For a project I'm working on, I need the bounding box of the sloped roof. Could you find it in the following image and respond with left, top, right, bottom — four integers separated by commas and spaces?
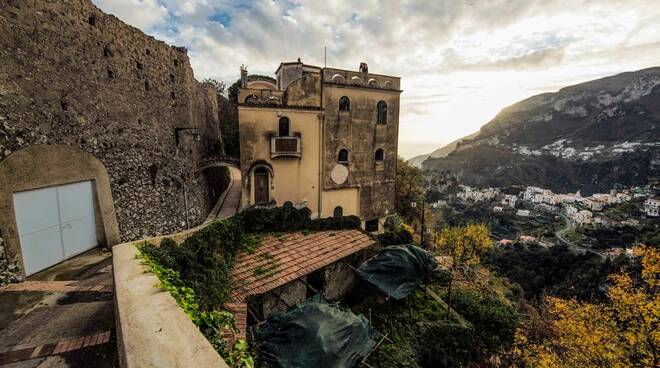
230, 230, 376, 303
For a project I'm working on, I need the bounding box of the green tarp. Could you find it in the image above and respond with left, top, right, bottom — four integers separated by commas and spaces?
255, 296, 380, 368
356, 244, 438, 300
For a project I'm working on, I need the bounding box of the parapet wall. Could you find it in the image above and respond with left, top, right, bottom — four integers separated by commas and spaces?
0, 0, 221, 247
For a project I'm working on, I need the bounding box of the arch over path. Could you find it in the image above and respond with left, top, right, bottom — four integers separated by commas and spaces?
199, 155, 240, 171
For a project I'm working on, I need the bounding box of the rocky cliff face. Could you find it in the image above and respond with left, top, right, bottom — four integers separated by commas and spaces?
0, 0, 222, 240
423, 67, 660, 194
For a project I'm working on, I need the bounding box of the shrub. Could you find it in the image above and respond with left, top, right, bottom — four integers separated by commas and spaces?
140, 217, 246, 309
238, 204, 312, 232
377, 227, 413, 245
378, 214, 414, 245
450, 289, 519, 353
417, 322, 479, 368
238, 204, 361, 233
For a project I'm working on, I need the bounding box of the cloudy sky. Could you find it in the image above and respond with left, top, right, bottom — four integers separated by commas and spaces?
92, 0, 660, 159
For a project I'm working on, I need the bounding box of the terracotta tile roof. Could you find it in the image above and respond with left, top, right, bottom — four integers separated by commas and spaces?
229, 229, 376, 303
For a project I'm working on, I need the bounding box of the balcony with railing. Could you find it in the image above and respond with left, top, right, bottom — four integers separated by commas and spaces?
270, 135, 301, 158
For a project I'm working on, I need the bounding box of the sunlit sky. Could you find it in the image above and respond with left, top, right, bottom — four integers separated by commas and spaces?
93, 0, 660, 159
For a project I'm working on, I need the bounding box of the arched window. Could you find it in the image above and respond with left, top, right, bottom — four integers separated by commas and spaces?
375, 148, 384, 161
339, 96, 350, 112
279, 117, 290, 136
333, 206, 343, 218
338, 149, 348, 164
377, 101, 387, 124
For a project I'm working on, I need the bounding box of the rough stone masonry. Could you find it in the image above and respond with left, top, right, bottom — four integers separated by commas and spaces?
0, 0, 222, 248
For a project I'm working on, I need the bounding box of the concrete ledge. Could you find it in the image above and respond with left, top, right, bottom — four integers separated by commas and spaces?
113, 242, 229, 368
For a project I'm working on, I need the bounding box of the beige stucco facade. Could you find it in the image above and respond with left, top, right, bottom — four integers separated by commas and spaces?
239, 107, 322, 214
238, 61, 401, 229
0, 145, 120, 277
320, 188, 360, 218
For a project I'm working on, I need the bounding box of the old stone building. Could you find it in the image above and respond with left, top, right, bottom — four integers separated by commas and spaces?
0, 0, 223, 277
238, 60, 401, 231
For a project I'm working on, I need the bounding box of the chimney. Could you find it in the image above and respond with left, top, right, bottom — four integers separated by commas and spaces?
240, 64, 248, 88
359, 62, 368, 73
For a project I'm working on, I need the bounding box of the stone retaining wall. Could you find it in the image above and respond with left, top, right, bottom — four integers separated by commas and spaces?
0, 236, 22, 287
0, 0, 222, 248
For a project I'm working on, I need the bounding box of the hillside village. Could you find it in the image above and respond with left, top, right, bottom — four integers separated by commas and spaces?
428, 181, 658, 256
453, 184, 658, 224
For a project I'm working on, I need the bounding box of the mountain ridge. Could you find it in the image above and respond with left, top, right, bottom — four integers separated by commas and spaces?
420, 66, 660, 194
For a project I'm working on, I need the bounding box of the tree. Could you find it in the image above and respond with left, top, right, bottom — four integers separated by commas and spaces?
517, 246, 659, 368
202, 78, 227, 95
395, 157, 426, 227
435, 223, 492, 318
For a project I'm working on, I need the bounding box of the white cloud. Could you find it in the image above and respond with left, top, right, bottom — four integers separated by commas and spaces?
92, 0, 168, 29
94, 0, 660, 158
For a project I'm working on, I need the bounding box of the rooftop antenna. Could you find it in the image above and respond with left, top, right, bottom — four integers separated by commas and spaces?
324, 46, 327, 67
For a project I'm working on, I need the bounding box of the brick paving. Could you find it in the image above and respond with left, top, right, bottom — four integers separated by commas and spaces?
0, 331, 111, 365
0, 248, 116, 367
1, 281, 113, 293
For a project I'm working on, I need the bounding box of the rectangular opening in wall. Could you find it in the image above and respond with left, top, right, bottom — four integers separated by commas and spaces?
365, 219, 379, 233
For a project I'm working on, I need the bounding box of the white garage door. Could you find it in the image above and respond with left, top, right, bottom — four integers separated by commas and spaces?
13, 181, 98, 276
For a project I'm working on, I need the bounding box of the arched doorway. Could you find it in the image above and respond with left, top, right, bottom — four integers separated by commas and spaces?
0, 145, 120, 276
254, 166, 270, 204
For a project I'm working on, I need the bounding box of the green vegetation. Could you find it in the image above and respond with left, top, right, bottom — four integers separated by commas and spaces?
395, 157, 426, 227
562, 228, 585, 243
578, 224, 660, 249
485, 243, 635, 302
377, 215, 414, 245
218, 96, 240, 158
434, 201, 559, 240
356, 287, 519, 368
435, 223, 492, 317
253, 253, 279, 277
240, 204, 361, 233
139, 244, 253, 367
137, 205, 363, 366
141, 218, 246, 309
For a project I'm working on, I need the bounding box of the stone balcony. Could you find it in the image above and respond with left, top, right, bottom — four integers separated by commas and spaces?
270, 135, 301, 158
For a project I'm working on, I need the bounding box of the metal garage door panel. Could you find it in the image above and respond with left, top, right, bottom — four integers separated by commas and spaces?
61, 215, 97, 258
13, 186, 60, 235
57, 181, 98, 257
16, 226, 64, 276
13, 187, 65, 276
57, 181, 94, 221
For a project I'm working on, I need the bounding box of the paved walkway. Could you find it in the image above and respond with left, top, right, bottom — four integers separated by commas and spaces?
0, 248, 116, 367
205, 166, 242, 222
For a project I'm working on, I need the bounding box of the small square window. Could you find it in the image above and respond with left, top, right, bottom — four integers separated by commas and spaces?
365, 219, 379, 232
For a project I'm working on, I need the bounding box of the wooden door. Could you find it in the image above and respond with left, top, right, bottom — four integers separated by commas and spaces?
254, 171, 269, 204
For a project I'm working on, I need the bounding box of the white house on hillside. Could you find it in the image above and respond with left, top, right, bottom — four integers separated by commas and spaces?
644, 198, 659, 217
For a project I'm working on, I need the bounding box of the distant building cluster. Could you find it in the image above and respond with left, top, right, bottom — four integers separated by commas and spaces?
456, 185, 498, 202
452, 183, 657, 227
645, 198, 659, 217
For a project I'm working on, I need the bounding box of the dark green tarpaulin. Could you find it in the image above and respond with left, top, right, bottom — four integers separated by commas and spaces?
255, 296, 380, 368
356, 244, 438, 300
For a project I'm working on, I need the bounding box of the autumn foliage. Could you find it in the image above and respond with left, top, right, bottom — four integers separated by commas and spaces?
516, 246, 659, 367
